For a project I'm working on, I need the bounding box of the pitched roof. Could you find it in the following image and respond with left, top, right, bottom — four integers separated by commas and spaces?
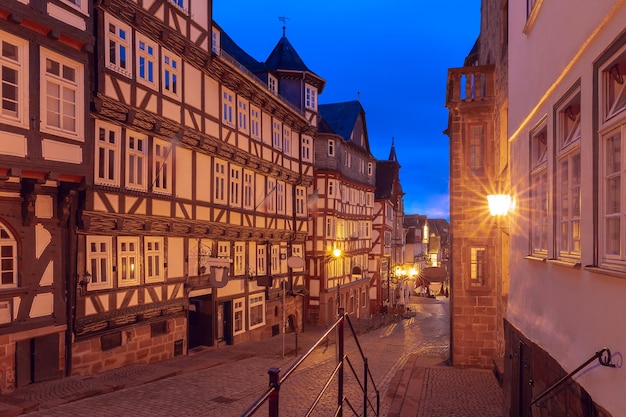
265, 35, 311, 72
318, 100, 363, 142
219, 28, 268, 74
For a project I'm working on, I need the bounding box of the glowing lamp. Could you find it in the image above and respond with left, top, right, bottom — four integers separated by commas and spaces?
487, 194, 513, 216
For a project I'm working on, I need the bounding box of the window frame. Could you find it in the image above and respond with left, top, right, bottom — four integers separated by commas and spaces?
530, 121, 549, 257
104, 14, 131, 77
0, 31, 28, 127
125, 130, 147, 191
152, 139, 172, 195
222, 89, 234, 127
136, 33, 158, 90
302, 136, 312, 162
40, 48, 84, 139
0, 224, 18, 288
214, 159, 227, 204
237, 98, 249, 134
469, 246, 487, 288
249, 293, 265, 329
117, 236, 140, 287
86, 236, 113, 291
233, 297, 245, 335
162, 50, 180, 99
467, 123, 485, 177
305, 85, 317, 110
95, 120, 121, 187
145, 237, 164, 283
230, 165, 241, 206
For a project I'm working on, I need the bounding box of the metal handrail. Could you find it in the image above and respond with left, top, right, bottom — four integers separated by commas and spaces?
241, 307, 380, 417
530, 347, 616, 408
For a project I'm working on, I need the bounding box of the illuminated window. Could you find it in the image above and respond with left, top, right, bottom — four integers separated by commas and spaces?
118, 237, 139, 286
126, 131, 147, 191
469, 247, 486, 287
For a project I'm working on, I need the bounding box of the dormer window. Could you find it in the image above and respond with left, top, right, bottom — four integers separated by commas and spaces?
268, 75, 278, 95
305, 85, 317, 110
211, 27, 220, 54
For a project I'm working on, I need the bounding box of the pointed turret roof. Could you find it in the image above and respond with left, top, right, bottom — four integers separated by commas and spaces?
388, 137, 398, 162
218, 26, 268, 74
265, 33, 311, 72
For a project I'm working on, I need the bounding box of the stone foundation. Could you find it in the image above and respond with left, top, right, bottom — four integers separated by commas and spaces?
71, 316, 186, 376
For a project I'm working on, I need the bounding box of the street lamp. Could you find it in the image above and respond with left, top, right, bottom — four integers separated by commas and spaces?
487, 194, 514, 216
332, 248, 342, 312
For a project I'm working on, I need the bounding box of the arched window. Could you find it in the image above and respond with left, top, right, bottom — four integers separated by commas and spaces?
0, 224, 17, 288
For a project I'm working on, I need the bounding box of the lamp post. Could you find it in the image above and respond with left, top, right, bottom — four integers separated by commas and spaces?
332, 248, 342, 315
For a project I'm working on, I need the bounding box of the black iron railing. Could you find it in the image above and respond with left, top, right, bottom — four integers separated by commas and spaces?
241, 307, 380, 417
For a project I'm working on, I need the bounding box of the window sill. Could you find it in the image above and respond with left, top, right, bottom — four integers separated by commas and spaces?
584, 266, 626, 280
524, 255, 547, 263
546, 259, 581, 269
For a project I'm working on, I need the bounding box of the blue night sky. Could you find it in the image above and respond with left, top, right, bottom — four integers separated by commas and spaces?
213, 1, 481, 220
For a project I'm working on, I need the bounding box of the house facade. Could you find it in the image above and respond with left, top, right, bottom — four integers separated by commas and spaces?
306, 100, 375, 325
73, 0, 319, 376
0, 0, 93, 392
445, 0, 508, 370
506, 1, 626, 416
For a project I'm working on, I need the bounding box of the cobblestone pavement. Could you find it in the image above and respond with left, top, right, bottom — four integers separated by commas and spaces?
0, 297, 504, 417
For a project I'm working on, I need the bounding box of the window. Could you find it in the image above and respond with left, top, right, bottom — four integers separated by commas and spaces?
95, 121, 120, 186
214, 159, 227, 204
271, 246, 280, 275
345, 152, 351, 168
367, 162, 373, 176
61, 0, 88, 14
328, 180, 335, 197
137, 35, 157, 89
126, 131, 147, 191
249, 294, 265, 328
530, 123, 548, 256
234, 242, 244, 276
257, 246, 266, 275
152, 140, 172, 194
302, 136, 312, 162
238, 99, 248, 133
296, 187, 305, 215
243, 170, 253, 209
469, 247, 486, 287
276, 182, 285, 213
268, 75, 277, 95
217, 241, 230, 259
556, 92, 581, 259
599, 46, 626, 270
233, 298, 244, 334
328, 139, 335, 156
0, 32, 27, 126
230, 166, 241, 206
222, 89, 234, 127
266, 179, 276, 212
283, 126, 291, 156
272, 120, 282, 149
468, 124, 485, 176
87, 236, 112, 290
250, 106, 260, 140
145, 237, 163, 282
105, 14, 131, 76
0, 224, 17, 288
118, 237, 139, 286
162, 51, 179, 98
305, 85, 317, 110
326, 217, 334, 238
170, 0, 188, 14
211, 27, 220, 54
41, 49, 83, 138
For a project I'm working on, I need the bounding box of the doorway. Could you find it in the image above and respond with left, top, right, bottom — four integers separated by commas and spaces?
15, 333, 60, 388
188, 294, 213, 349
217, 301, 233, 345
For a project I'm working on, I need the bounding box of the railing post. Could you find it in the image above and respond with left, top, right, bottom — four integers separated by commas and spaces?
363, 357, 368, 417
268, 367, 280, 417
338, 307, 345, 417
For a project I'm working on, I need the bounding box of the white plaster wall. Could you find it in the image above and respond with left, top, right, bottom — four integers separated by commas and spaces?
508, 1, 626, 415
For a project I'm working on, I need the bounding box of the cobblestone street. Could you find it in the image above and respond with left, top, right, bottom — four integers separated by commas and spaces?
2, 297, 502, 417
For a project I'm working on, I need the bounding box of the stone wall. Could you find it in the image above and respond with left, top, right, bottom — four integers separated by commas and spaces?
71, 316, 186, 376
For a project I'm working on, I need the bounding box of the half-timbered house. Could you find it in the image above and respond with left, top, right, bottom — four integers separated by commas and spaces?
372, 141, 406, 312
307, 100, 375, 325
74, 0, 317, 376
0, 0, 93, 392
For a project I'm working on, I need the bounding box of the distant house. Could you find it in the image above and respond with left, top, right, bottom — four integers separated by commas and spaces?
306, 100, 376, 324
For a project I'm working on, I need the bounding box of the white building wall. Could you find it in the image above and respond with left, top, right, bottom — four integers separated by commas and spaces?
508, 1, 626, 415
